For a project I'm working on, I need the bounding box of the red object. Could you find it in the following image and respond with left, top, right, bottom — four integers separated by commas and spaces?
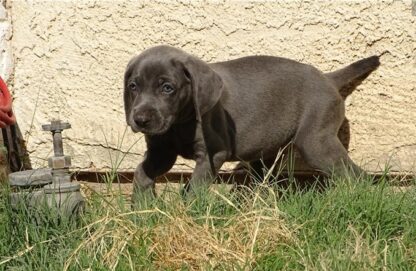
0, 76, 16, 128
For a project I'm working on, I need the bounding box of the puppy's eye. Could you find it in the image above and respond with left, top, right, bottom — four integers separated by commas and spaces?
128, 82, 137, 91
161, 83, 175, 94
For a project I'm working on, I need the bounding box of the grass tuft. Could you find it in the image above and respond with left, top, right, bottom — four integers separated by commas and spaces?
1, 170, 415, 270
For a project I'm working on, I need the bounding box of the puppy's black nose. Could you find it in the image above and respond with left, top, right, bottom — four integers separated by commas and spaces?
134, 115, 151, 128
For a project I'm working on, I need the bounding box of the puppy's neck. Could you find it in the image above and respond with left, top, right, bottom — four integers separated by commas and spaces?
175, 101, 197, 124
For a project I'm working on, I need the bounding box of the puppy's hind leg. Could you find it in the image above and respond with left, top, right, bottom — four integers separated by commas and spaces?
294, 98, 366, 180
296, 134, 365, 179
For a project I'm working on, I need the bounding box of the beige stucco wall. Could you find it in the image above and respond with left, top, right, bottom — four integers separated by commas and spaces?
0, 0, 13, 81
8, 0, 416, 173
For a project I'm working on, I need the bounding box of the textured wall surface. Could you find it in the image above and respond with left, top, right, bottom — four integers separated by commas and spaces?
9, 0, 416, 173
0, 0, 13, 81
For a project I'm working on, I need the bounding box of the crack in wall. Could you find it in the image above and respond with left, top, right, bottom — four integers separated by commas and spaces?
69, 139, 143, 157
393, 143, 416, 150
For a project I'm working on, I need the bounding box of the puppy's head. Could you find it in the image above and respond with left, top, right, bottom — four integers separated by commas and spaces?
124, 45, 223, 135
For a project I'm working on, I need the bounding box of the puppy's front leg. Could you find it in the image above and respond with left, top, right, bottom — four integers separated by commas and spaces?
184, 150, 227, 195
132, 148, 177, 205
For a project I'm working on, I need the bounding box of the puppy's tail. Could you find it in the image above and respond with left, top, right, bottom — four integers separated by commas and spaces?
325, 55, 380, 98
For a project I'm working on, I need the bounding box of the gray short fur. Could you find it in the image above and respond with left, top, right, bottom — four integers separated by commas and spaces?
123, 45, 380, 197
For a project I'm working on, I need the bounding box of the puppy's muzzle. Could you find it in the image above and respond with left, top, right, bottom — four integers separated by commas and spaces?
134, 114, 151, 129
132, 109, 154, 129
130, 107, 173, 135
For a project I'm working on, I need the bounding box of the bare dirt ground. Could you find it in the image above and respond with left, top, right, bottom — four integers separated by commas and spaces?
79, 182, 182, 200
79, 180, 414, 202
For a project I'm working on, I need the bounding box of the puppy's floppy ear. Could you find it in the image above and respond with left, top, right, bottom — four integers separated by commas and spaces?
183, 57, 223, 122
123, 57, 137, 123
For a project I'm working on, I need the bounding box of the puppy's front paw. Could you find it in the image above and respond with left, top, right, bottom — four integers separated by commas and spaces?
180, 182, 213, 204
180, 182, 196, 202
131, 188, 156, 210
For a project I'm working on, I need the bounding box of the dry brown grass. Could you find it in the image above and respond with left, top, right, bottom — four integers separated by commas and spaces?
64, 185, 296, 270
150, 198, 293, 269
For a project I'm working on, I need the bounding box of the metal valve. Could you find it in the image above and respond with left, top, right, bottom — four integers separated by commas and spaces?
8, 120, 85, 220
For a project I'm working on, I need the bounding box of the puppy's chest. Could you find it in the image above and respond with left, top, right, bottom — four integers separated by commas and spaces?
171, 128, 199, 160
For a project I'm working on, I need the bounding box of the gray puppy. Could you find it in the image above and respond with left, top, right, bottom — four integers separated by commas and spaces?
124, 45, 380, 197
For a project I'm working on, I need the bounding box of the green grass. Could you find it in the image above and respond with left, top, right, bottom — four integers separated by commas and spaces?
1, 174, 415, 270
